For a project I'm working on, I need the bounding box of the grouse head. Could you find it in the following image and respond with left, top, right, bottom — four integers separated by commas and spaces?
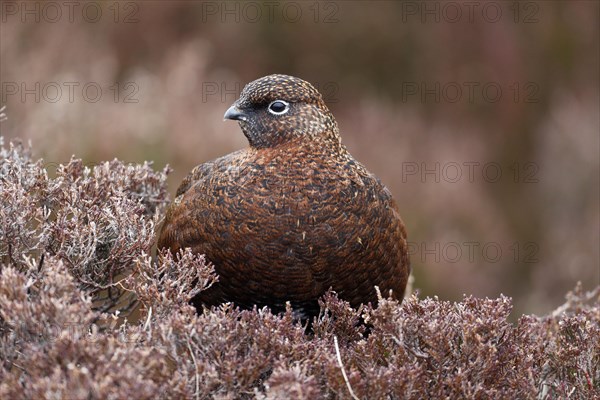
224, 74, 340, 149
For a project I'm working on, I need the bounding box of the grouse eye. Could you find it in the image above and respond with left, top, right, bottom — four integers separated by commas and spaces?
268, 100, 289, 115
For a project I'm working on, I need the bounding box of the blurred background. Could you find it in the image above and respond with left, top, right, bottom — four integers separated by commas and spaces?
1, 1, 598, 317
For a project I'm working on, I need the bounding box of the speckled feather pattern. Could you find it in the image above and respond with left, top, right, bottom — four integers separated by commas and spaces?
158, 74, 410, 317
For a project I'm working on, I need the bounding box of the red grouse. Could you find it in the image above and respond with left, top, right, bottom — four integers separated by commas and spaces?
158, 74, 410, 318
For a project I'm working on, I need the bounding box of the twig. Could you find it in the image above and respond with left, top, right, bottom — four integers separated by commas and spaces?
334, 335, 359, 400
37, 254, 45, 272
550, 285, 600, 318
143, 307, 152, 331
186, 334, 200, 400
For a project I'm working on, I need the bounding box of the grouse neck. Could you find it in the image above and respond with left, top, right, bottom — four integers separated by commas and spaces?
251, 134, 344, 155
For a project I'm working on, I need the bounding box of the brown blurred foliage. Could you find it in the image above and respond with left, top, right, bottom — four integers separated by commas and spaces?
1, 138, 599, 398
0, 1, 598, 315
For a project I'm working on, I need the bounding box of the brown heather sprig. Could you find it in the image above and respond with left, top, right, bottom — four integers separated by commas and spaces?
0, 137, 598, 399
0, 137, 170, 310
0, 257, 174, 400
129, 249, 218, 316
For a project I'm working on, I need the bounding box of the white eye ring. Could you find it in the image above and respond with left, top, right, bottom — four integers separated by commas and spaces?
267, 100, 290, 115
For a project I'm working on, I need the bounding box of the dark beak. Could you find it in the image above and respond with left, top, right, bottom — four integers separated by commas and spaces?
224, 104, 248, 122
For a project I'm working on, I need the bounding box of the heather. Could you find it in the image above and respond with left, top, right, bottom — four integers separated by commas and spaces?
1, 138, 598, 399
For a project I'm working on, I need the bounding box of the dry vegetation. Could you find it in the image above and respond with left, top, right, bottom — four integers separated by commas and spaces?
1, 138, 598, 399
2, 2, 598, 317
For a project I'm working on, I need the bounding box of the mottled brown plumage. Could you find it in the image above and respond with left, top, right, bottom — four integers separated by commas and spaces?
158, 74, 410, 318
